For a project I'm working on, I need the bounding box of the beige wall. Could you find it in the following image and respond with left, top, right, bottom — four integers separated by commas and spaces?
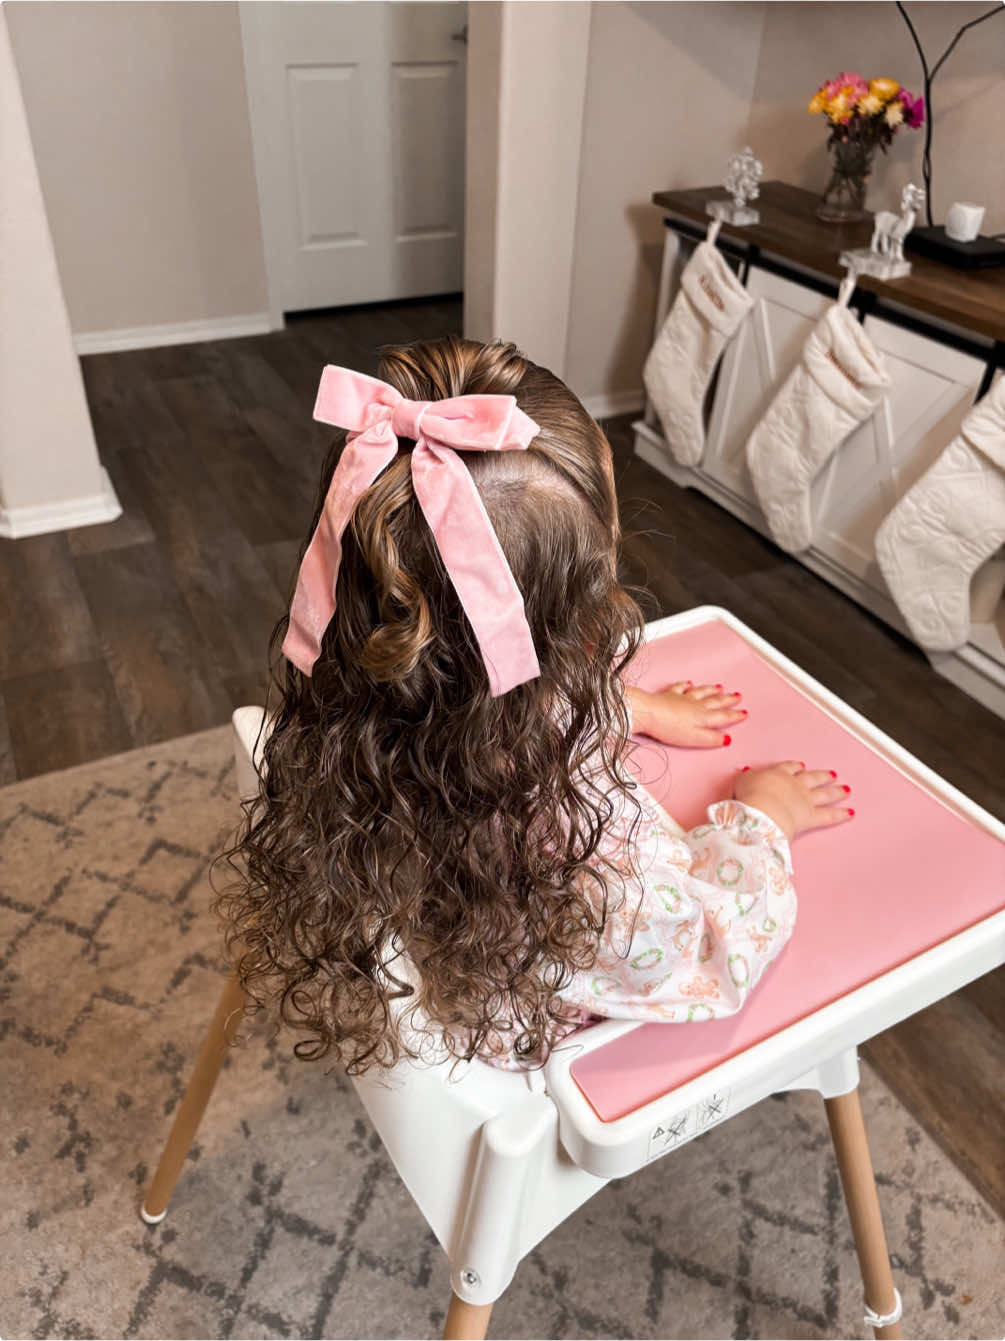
565, 0, 1004, 406
493, 2, 591, 376
0, 9, 118, 534
747, 2, 1004, 236
5, 1, 267, 337
465, 2, 592, 378
564, 2, 767, 405
463, 3, 504, 346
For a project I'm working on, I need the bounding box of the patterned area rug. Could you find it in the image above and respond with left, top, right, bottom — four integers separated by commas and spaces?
2, 728, 1002, 1341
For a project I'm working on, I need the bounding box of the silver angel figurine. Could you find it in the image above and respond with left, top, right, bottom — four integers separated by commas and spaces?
707, 147, 763, 226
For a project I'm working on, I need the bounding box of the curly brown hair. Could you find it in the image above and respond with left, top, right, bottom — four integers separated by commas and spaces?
215, 335, 646, 1072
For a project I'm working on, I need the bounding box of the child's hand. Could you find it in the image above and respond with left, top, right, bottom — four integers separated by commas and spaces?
734, 761, 854, 841
626, 682, 746, 748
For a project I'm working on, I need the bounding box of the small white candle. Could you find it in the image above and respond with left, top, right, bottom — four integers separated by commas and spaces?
945, 202, 985, 243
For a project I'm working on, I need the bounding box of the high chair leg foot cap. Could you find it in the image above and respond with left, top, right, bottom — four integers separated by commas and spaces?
140, 1204, 168, 1225
864, 1286, 902, 1328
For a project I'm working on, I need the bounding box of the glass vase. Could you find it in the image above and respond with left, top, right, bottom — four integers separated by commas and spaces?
816, 138, 873, 223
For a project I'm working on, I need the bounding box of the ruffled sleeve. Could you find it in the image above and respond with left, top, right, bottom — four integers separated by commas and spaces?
565, 784, 797, 1023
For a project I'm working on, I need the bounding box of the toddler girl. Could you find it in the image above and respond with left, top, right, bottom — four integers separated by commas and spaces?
220, 336, 852, 1072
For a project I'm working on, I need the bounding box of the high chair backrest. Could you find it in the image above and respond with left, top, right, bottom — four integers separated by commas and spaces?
230, 704, 607, 1302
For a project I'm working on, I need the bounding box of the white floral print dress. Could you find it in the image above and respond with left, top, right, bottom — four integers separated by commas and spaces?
483, 768, 796, 1070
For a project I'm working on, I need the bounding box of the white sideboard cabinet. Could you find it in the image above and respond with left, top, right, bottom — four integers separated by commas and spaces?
634, 185, 1005, 721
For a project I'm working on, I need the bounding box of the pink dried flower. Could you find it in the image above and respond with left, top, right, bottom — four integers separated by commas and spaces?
835, 70, 868, 97
899, 89, 926, 128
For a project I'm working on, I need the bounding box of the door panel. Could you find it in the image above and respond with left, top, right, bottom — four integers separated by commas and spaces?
391, 61, 464, 238
812, 318, 986, 590
703, 267, 831, 506
288, 65, 366, 247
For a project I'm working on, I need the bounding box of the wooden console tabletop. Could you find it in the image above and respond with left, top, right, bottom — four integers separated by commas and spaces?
653, 181, 1004, 343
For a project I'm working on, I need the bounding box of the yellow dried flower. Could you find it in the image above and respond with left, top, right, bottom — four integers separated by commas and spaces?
858, 93, 883, 117
827, 93, 852, 124
870, 77, 900, 102
808, 89, 827, 115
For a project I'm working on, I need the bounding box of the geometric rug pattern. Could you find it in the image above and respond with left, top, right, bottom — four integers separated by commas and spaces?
2, 727, 1002, 1339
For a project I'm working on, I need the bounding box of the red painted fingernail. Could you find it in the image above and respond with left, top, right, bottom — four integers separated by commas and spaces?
842, 784, 851, 793
829, 769, 838, 778
723, 735, 732, 746
740, 708, 748, 716
800, 761, 806, 769
715, 683, 724, 689
740, 765, 750, 772
847, 808, 856, 817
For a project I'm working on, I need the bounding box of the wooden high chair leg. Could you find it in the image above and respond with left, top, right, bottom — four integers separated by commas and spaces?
442, 1293, 493, 1341
141, 969, 247, 1224
824, 1088, 904, 1340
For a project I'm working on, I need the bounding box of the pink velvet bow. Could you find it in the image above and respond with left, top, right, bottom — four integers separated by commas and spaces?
282, 366, 542, 697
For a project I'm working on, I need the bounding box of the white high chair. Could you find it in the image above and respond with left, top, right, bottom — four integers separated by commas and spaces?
141, 608, 1005, 1340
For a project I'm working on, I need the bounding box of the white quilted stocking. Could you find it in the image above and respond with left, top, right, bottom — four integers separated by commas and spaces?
875, 376, 1005, 653
746, 305, 890, 552
643, 242, 753, 466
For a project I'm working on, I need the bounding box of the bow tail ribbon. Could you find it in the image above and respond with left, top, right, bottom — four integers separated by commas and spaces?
282, 427, 397, 675
411, 438, 540, 697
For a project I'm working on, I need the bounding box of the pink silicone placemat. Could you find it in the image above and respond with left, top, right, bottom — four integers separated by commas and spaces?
569, 618, 1004, 1122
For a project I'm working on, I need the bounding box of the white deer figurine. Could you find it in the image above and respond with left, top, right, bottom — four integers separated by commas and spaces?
870, 184, 926, 264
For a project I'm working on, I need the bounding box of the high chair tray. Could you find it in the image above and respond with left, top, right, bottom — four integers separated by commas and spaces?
545, 607, 1004, 1177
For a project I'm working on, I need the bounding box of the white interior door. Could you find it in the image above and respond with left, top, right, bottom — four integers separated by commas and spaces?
242, 2, 467, 316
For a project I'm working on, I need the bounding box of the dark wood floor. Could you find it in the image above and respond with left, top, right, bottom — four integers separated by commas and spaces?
2, 297, 1001, 1212
0, 298, 462, 783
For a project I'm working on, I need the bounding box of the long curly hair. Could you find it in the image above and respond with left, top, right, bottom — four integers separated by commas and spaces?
215, 336, 646, 1072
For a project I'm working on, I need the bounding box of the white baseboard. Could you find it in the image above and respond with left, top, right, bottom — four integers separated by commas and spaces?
73, 312, 277, 356
582, 389, 645, 421
0, 467, 122, 539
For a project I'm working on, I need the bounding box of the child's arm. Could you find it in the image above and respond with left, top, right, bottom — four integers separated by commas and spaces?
624, 680, 746, 749
571, 789, 797, 1022
570, 767, 850, 1023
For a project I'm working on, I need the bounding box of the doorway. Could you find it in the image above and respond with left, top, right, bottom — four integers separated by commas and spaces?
240, 1, 467, 326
